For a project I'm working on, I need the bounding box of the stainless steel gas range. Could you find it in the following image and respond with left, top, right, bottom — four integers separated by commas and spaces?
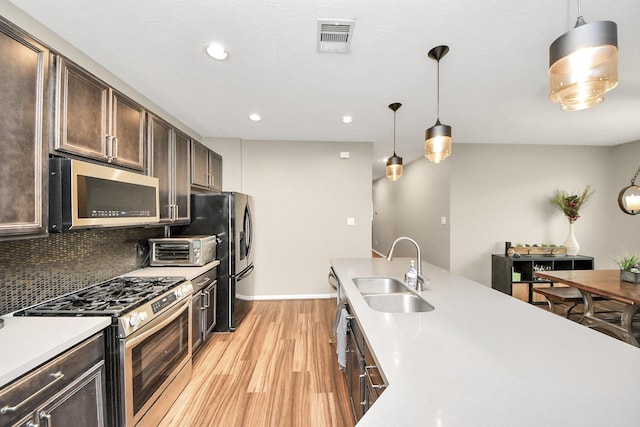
15, 276, 193, 426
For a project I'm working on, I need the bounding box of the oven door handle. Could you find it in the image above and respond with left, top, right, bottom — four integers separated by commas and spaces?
125, 300, 190, 349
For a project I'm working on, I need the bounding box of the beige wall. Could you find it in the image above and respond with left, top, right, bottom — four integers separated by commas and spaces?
202, 137, 243, 192
450, 144, 613, 285
373, 157, 451, 270
373, 142, 640, 287
207, 138, 373, 298
609, 141, 640, 256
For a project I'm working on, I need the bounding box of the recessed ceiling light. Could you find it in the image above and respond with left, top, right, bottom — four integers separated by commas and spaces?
206, 43, 228, 60
248, 113, 261, 121
342, 116, 352, 123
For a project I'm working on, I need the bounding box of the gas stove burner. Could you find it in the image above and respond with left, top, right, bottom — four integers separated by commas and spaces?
17, 276, 187, 317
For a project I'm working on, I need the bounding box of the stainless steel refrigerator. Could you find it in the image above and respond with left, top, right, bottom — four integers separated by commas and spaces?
177, 192, 254, 331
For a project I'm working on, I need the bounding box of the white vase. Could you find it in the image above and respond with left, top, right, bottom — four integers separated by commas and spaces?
564, 222, 580, 256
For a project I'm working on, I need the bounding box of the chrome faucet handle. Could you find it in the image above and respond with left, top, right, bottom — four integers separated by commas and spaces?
416, 275, 430, 291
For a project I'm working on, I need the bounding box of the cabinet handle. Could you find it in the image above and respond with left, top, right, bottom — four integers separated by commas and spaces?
365, 365, 387, 390
205, 290, 210, 308
112, 137, 118, 159
0, 372, 65, 414
105, 135, 113, 161
39, 410, 52, 427
194, 277, 211, 288
174, 204, 179, 220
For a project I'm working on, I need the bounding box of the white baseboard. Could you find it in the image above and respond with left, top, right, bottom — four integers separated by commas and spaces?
237, 293, 336, 301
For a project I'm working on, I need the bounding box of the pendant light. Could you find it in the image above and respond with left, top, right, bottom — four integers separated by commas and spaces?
425, 45, 452, 164
618, 165, 640, 215
386, 102, 403, 181
549, 0, 618, 111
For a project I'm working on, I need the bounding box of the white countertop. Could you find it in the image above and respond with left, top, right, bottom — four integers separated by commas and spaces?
0, 261, 219, 388
126, 260, 219, 280
0, 315, 110, 387
331, 258, 640, 427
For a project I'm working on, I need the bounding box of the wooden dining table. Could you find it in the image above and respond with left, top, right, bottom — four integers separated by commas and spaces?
534, 269, 640, 346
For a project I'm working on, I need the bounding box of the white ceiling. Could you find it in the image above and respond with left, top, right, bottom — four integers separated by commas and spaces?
8, 0, 640, 178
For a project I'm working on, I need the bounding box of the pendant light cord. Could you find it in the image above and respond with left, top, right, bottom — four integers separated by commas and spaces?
577, 0, 582, 17
575, 0, 586, 26
436, 58, 441, 122
393, 109, 397, 154
631, 165, 640, 185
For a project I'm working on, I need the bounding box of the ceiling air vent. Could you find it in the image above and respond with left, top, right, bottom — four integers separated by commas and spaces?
317, 19, 355, 53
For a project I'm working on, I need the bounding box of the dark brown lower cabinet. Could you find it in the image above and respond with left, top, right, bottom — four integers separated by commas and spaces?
0, 333, 107, 426
344, 305, 387, 422
191, 266, 218, 355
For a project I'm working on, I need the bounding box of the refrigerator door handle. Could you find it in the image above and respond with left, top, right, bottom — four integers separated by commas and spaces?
236, 264, 254, 281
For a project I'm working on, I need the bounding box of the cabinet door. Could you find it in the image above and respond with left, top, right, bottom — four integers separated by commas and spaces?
203, 282, 217, 336
111, 91, 145, 170
0, 21, 48, 238
55, 57, 109, 160
191, 292, 203, 354
173, 131, 191, 223
209, 150, 223, 191
37, 363, 106, 427
191, 140, 209, 188
347, 329, 364, 421
148, 115, 173, 222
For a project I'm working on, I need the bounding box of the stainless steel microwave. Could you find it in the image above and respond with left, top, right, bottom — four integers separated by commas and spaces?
49, 158, 160, 231
149, 235, 217, 266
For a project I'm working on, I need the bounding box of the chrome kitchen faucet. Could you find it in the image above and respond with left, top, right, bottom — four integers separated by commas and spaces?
386, 236, 430, 291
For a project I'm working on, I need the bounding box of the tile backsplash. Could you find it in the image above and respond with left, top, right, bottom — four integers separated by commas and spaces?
0, 227, 164, 315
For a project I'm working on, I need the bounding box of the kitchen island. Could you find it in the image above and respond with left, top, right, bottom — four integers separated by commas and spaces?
331, 257, 640, 427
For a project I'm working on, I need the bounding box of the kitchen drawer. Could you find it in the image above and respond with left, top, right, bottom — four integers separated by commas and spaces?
0, 333, 105, 425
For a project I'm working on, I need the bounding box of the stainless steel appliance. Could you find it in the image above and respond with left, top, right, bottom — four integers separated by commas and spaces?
149, 235, 217, 267
15, 276, 193, 426
176, 192, 254, 331
49, 157, 160, 231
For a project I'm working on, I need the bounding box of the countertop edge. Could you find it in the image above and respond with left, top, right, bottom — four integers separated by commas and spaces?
0, 316, 111, 387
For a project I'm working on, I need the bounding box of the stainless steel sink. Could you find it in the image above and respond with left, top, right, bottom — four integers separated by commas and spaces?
363, 293, 435, 313
352, 277, 407, 294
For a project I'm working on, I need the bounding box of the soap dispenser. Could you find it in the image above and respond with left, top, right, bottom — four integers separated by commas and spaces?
405, 260, 418, 288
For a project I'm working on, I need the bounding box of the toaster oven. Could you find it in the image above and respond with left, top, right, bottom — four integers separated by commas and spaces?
149, 235, 217, 266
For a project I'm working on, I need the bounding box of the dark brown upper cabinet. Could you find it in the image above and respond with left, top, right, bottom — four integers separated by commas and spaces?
147, 114, 191, 224
53, 56, 145, 171
0, 19, 49, 239
191, 140, 222, 193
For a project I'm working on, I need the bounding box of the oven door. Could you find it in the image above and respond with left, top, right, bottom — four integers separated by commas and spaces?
123, 299, 191, 426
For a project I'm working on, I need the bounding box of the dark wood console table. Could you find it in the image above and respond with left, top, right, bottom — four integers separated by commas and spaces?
491, 254, 594, 303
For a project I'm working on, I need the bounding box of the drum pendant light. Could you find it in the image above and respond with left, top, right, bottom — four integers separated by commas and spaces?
618, 165, 640, 215
549, 0, 618, 111
425, 45, 452, 164
386, 102, 403, 181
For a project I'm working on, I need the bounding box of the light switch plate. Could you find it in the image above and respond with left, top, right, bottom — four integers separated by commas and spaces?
347, 217, 355, 225
340, 151, 350, 159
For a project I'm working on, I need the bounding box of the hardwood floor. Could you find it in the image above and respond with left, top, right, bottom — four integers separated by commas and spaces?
159, 299, 354, 427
